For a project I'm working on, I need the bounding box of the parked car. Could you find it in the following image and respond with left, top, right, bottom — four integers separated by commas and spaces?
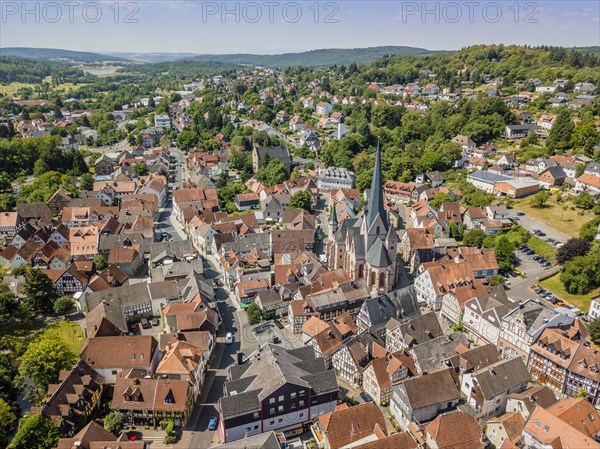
225, 332, 234, 344
541, 261, 550, 267
535, 288, 545, 295
208, 416, 218, 431
360, 392, 373, 403
129, 322, 139, 333
151, 317, 159, 326
516, 212, 525, 216
140, 318, 151, 329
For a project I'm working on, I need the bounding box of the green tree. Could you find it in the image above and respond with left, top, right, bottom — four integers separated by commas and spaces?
93, 254, 108, 271
132, 162, 149, 176
0, 173, 12, 193
560, 247, 600, 295
176, 129, 199, 151
104, 411, 125, 435
256, 158, 288, 187
488, 275, 505, 286
546, 109, 574, 152
494, 236, 516, 271
530, 190, 550, 208
0, 290, 19, 318
24, 269, 58, 314
18, 335, 76, 400
463, 229, 486, 248
289, 190, 312, 212
571, 119, 600, 155
589, 317, 600, 346
580, 217, 600, 241
53, 296, 73, 316
573, 192, 595, 210
10, 413, 59, 449
0, 398, 16, 447
246, 302, 265, 325
79, 173, 94, 191
429, 192, 452, 209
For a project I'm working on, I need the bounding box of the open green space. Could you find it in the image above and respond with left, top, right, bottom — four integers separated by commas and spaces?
539, 272, 597, 313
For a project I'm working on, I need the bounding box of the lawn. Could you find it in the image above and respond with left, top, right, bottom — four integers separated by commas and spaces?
44, 321, 85, 355
512, 195, 595, 237
539, 272, 597, 313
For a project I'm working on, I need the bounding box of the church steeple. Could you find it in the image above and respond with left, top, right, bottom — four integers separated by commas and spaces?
366, 143, 388, 230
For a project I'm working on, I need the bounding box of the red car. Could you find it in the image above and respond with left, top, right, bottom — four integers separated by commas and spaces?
129, 323, 139, 334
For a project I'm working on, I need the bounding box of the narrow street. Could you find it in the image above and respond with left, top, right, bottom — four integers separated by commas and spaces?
158, 144, 242, 448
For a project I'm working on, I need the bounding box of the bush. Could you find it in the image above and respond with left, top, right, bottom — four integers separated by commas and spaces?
164, 435, 178, 445
164, 420, 175, 436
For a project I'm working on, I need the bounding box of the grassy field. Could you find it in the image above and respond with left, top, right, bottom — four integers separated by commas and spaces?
539, 272, 596, 313
512, 195, 595, 237
44, 321, 85, 354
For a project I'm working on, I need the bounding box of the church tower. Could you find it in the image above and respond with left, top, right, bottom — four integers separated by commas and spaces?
361, 144, 389, 247
362, 144, 398, 294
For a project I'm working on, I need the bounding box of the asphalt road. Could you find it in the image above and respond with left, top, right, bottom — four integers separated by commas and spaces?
156, 145, 241, 447
514, 213, 569, 244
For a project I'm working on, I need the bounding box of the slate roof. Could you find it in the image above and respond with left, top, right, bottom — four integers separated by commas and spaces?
471, 357, 531, 400
220, 344, 338, 418
366, 238, 392, 268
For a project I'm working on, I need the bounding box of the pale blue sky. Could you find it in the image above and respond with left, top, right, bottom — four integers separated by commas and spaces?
1, 1, 598, 54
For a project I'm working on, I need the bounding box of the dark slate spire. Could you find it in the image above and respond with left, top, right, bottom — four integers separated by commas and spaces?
366, 143, 387, 229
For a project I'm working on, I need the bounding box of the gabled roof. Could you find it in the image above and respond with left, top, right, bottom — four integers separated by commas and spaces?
425, 411, 485, 449
319, 402, 387, 449
398, 368, 460, 410
471, 357, 531, 400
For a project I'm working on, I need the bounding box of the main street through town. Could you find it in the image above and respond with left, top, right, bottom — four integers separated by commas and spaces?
156, 144, 243, 447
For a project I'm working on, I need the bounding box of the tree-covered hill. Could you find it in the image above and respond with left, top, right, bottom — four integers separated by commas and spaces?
365, 45, 600, 86
0, 56, 90, 84
187, 46, 435, 67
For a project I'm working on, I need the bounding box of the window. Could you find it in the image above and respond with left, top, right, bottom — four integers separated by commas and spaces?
589, 413, 595, 422
270, 420, 275, 425
140, 353, 144, 360
291, 392, 296, 398
299, 412, 304, 418
278, 395, 284, 402
299, 400, 305, 406
299, 390, 305, 396
278, 405, 284, 412
253, 412, 259, 419
269, 397, 275, 404
111, 370, 118, 375
246, 427, 251, 432
278, 418, 283, 423
269, 408, 275, 414
254, 425, 259, 430
132, 354, 136, 360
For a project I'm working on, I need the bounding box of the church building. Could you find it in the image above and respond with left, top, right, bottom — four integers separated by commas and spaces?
326, 146, 399, 294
